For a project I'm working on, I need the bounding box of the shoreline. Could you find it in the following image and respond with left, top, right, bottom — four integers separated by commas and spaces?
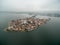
5, 17, 50, 32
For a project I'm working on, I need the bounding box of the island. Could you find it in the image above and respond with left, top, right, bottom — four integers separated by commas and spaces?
4, 16, 50, 32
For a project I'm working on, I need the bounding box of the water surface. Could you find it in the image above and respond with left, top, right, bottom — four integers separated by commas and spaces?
0, 13, 60, 45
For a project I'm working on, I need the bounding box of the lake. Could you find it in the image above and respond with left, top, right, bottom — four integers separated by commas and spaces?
0, 13, 60, 45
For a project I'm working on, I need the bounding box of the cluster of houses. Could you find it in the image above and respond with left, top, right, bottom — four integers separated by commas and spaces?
5, 17, 50, 32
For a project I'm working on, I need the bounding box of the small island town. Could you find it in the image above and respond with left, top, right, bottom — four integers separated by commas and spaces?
5, 16, 50, 32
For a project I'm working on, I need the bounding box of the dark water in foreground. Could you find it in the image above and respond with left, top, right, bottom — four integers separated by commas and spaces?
0, 13, 60, 45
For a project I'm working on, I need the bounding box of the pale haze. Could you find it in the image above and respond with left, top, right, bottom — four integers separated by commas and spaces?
0, 0, 60, 12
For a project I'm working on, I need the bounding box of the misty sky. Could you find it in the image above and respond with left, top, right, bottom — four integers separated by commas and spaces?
0, 0, 60, 12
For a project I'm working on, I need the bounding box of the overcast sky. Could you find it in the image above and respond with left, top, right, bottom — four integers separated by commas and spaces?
0, 0, 60, 12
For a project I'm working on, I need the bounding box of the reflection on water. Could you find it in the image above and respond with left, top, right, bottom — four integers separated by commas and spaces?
0, 13, 60, 45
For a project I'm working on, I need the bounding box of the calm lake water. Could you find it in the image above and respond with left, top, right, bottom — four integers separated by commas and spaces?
0, 13, 60, 45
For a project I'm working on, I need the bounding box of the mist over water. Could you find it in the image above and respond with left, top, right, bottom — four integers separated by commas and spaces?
0, 0, 60, 45
0, 12, 60, 45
